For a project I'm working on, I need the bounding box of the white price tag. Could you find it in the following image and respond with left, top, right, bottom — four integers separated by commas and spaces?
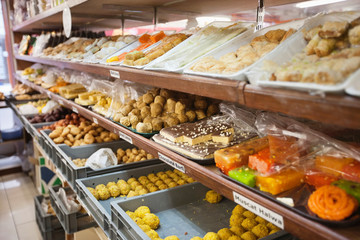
158, 153, 185, 173
58, 99, 64, 105
118, 131, 133, 144
110, 70, 120, 78
72, 106, 78, 114
92, 117, 98, 124
233, 192, 284, 229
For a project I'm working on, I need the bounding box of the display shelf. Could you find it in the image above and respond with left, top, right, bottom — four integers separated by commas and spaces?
13, 76, 359, 240
15, 54, 360, 129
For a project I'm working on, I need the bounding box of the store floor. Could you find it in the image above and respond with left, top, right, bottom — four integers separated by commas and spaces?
0, 172, 41, 240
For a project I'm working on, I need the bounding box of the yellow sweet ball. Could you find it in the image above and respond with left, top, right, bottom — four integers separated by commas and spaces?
108, 185, 121, 197
217, 228, 234, 240
97, 187, 111, 200
251, 224, 269, 239
106, 181, 116, 188
95, 184, 106, 191
205, 190, 223, 204
133, 217, 145, 226
87, 187, 99, 200
229, 214, 244, 228
135, 206, 151, 218
143, 213, 160, 230
164, 236, 180, 240
232, 205, 246, 215
145, 229, 159, 239
203, 232, 220, 240
229, 226, 245, 236
190, 237, 203, 240
126, 211, 136, 219
138, 224, 152, 232
241, 218, 257, 231
240, 231, 256, 240
242, 211, 256, 219
227, 236, 241, 240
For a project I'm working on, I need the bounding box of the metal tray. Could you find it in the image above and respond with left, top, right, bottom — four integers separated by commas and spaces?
111, 182, 289, 240
76, 163, 176, 236
49, 185, 96, 234
34, 195, 62, 232
55, 141, 160, 191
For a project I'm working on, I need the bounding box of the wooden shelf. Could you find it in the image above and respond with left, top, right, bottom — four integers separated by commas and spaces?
16, 54, 360, 129
14, 76, 360, 240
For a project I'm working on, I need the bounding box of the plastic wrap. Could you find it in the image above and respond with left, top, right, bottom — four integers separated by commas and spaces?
255, 112, 360, 177
57, 188, 81, 213
85, 148, 118, 170
246, 11, 360, 94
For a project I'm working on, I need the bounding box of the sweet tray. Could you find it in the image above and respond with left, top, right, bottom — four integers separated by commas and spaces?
221, 171, 360, 226
111, 118, 158, 138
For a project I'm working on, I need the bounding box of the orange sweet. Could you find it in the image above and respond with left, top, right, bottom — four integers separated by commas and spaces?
308, 185, 358, 221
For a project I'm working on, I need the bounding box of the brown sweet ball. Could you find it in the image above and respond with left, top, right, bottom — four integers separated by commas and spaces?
120, 116, 131, 127
143, 116, 153, 124
165, 98, 176, 113
151, 103, 163, 117
143, 92, 154, 104
129, 115, 139, 127
137, 101, 147, 109
195, 110, 206, 120
152, 118, 164, 131
154, 95, 166, 106
164, 116, 180, 127
206, 104, 219, 117
149, 88, 160, 96
136, 122, 153, 133
160, 89, 172, 99
130, 108, 141, 117
140, 106, 151, 119
177, 114, 188, 124
194, 99, 208, 110
175, 101, 186, 115
185, 110, 196, 122
120, 104, 133, 116
158, 184, 168, 190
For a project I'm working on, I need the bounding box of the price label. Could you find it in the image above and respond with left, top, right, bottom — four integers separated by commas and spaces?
58, 99, 64, 105
233, 192, 284, 229
118, 131, 133, 144
110, 70, 120, 78
92, 117, 98, 124
72, 106, 78, 114
158, 153, 185, 173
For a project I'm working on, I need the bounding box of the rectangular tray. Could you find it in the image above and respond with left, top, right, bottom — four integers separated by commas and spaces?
76, 163, 176, 236
111, 182, 288, 240
55, 140, 160, 191
29, 121, 55, 142
36, 223, 65, 240
34, 195, 62, 232
40, 129, 58, 162
49, 185, 96, 234
109, 222, 132, 240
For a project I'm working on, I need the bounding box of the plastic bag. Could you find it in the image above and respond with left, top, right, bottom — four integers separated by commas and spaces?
42, 100, 59, 114
255, 112, 360, 177
219, 103, 257, 134
85, 148, 118, 170
18, 104, 38, 115
57, 188, 81, 213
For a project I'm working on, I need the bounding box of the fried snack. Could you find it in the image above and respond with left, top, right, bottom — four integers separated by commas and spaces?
143, 213, 160, 230
205, 190, 223, 203
308, 185, 358, 221
349, 25, 360, 45
265, 29, 287, 43
136, 122, 152, 133
318, 21, 349, 38
314, 38, 337, 57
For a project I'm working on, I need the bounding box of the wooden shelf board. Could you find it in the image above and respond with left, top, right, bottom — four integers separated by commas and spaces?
14, 76, 359, 240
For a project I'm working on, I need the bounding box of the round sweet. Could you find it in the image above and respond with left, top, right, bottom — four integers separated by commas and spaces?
127, 177, 137, 184
232, 205, 245, 216
190, 237, 203, 240
130, 181, 141, 190
145, 229, 159, 239
143, 213, 160, 230
203, 232, 220, 240
106, 181, 116, 188
229, 226, 245, 236
135, 206, 151, 218
95, 184, 106, 191
205, 190, 223, 204
127, 190, 139, 198
138, 224, 151, 232
187, 178, 195, 183
255, 216, 267, 224
138, 189, 149, 195
148, 186, 159, 193
251, 224, 269, 238
242, 211, 256, 219
108, 185, 121, 197
87, 187, 99, 200
241, 219, 257, 231
227, 236, 241, 240
117, 179, 127, 187
168, 182, 178, 188
240, 231, 256, 240
126, 211, 136, 219
97, 187, 111, 200
229, 214, 244, 227
266, 222, 279, 231
119, 183, 131, 195
133, 217, 145, 226
177, 179, 187, 185
217, 228, 234, 240
158, 184, 168, 190
164, 236, 180, 240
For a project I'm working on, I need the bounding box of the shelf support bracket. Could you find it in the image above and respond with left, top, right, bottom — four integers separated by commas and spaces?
256, 0, 265, 30
153, 7, 158, 31
121, 15, 125, 36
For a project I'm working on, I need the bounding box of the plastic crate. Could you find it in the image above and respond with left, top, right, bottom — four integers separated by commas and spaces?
109, 222, 131, 240
40, 130, 57, 160
76, 163, 175, 236
49, 185, 96, 234
56, 140, 160, 191
111, 183, 289, 240
34, 195, 62, 232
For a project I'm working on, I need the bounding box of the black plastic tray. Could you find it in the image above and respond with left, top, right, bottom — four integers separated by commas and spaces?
221, 171, 360, 226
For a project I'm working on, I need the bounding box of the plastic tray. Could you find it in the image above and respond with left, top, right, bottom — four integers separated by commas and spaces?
34, 195, 62, 232
76, 163, 176, 236
183, 19, 305, 81
221, 172, 360, 226
145, 21, 254, 73
111, 182, 289, 240
40, 129, 59, 161
28, 122, 55, 142
49, 186, 96, 234
246, 11, 360, 93
109, 222, 133, 240
55, 140, 160, 191
36, 223, 65, 240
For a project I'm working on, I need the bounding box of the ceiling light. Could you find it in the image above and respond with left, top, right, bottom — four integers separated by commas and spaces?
296, 0, 346, 8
